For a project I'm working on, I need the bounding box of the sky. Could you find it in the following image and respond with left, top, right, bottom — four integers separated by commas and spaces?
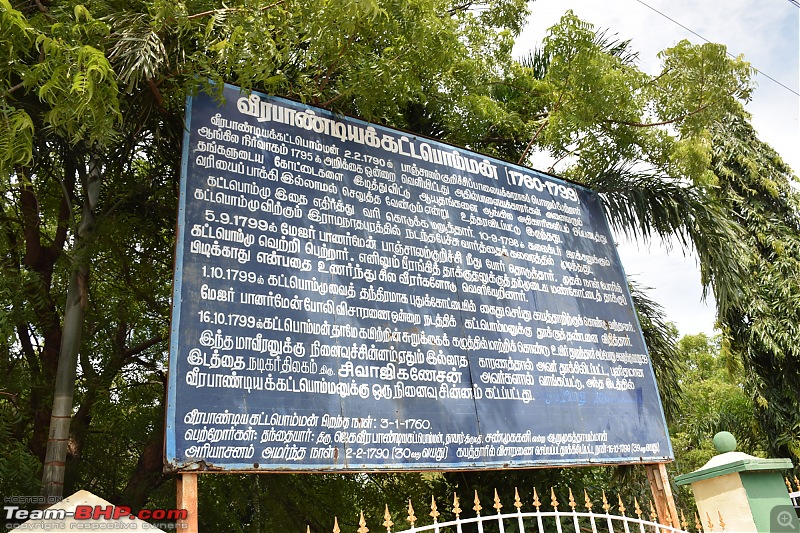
513, 0, 800, 336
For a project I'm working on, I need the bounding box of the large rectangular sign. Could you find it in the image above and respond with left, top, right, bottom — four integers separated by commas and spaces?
165, 84, 673, 472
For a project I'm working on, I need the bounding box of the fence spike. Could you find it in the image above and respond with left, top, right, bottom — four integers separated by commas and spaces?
430, 496, 440, 523
327, 488, 715, 533
332, 488, 714, 533
787, 477, 793, 492
718, 511, 725, 531
307, 527, 311, 533
383, 505, 393, 533
407, 500, 417, 528
358, 511, 369, 533
794, 475, 800, 491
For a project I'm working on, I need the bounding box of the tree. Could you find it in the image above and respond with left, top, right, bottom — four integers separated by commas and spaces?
1, 0, 532, 510
669, 332, 766, 474
0, 0, 780, 526
709, 109, 800, 461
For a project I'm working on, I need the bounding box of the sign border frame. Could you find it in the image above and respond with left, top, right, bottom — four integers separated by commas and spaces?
164, 83, 674, 473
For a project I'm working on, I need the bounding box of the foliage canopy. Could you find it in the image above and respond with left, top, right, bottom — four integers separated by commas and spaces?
1, 0, 797, 527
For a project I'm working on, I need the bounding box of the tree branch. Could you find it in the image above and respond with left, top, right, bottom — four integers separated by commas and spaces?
314, 33, 357, 101
603, 101, 713, 128
5, 81, 24, 96
447, 1, 475, 15
0, 391, 19, 402
17, 323, 41, 382
32, 0, 56, 22
18, 169, 43, 270
49, 156, 77, 260
517, 118, 548, 165
146, 78, 165, 113
123, 335, 165, 360
79, 343, 96, 382
547, 149, 577, 174
186, 0, 288, 21
318, 92, 347, 108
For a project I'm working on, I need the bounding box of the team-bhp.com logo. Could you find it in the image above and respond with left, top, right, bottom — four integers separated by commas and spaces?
5, 504, 188, 522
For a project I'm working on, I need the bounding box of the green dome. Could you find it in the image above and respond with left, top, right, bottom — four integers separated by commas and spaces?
712, 431, 737, 453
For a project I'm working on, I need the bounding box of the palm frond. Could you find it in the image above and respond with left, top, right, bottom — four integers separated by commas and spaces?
516, 26, 638, 79
588, 165, 748, 314
629, 281, 683, 422
517, 47, 550, 79
593, 28, 639, 65
105, 13, 169, 90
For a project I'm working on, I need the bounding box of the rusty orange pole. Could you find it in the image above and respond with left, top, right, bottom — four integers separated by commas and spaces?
645, 463, 678, 526
176, 473, 198, 532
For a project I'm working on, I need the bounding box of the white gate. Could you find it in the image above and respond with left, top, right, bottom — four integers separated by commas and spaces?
320, 488, 717, 533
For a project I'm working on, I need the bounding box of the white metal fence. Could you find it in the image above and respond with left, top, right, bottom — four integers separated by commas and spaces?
321, 488, 708, 533
786, 477, 800, 515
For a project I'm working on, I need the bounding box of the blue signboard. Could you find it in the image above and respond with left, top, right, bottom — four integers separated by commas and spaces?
165, 83, 673, 472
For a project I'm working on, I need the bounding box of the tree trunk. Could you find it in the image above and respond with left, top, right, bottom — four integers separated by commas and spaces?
119, 421, 168, 512
41, 151, 101, 500
17, 163, 73, 463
